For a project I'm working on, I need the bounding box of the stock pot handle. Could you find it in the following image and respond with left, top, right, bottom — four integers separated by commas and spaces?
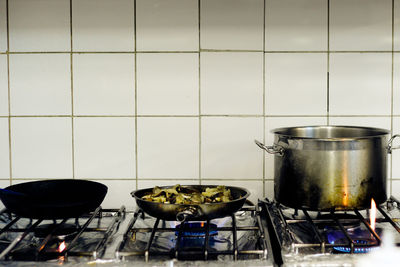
254, 140, 284, 156
388, 135, 400, 154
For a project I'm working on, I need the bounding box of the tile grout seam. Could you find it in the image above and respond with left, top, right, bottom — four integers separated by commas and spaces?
70, 0, 75, 180
5, 50, 400, 55
262, 0, 266, 198
198, 0, 202, 186
6, 0, 12, 185
390, 0, 395, 196
327, 0, 330, 125
134, 0, 138, 190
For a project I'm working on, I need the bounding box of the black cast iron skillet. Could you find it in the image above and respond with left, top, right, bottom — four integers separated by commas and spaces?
131, 185, 250, 222
0, 179, 108, 219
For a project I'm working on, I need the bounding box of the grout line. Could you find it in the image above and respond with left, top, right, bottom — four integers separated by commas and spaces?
6, 0, 12, 185
134, 0, 138, 190
7, 50, 400, 54
262, 0, 266, 198
327, 0, 330, 125
198, 0, 202, 186
70, 0, 75, 180
390, 0, 395, 196
8, 177, 265, 181
2, 114, 396, 118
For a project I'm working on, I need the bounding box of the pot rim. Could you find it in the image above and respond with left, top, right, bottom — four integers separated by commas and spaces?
271, 125, 390, 141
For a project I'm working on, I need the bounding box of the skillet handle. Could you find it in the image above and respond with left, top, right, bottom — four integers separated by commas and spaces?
176, 206, 199, 222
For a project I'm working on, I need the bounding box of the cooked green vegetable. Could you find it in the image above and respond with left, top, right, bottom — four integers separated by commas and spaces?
142, 185, 232, 204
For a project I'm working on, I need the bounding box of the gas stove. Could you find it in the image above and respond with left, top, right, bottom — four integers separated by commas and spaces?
261, 196, 400, 266
1, 198, 400, 266
0, 203, 272, 266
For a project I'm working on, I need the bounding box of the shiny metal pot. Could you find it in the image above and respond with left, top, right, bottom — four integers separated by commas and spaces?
255, 126, 400, 210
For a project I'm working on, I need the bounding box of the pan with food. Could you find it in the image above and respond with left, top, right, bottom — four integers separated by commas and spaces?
131, 184, 250, 222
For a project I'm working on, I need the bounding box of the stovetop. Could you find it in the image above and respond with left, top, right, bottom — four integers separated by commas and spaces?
260, 196, 400, 266
0, 203, 272, 267
1, 198, 400, 267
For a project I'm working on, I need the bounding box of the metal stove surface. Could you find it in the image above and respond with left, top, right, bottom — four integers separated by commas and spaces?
0, 203, 272, 267
261, 196, 400, 267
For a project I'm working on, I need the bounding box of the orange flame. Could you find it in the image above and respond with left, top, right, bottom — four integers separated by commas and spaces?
370, 198, 377, 231
58, 241, 66, 253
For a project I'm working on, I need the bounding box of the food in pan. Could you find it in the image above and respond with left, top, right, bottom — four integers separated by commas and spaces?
141, 185, 232, 204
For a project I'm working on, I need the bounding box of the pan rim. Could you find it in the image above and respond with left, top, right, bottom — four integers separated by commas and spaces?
131, 184, 250, 206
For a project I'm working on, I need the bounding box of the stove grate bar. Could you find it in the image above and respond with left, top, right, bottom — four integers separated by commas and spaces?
302, 209, 326, 253
329, 210, 356, 253
231, 215, 238, 260
353, 208, 381, 244
203, 220, 211, 260
92, 206, 126, 259
144, 217, 160, 262
0, 219, 43, 260
377, 205, 400, 233
65, 206, 101, 258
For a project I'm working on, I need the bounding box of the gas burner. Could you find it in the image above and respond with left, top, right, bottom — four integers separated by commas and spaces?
34, 223, 79, 240
325, 226, 382, 253
175, 222, 218, 237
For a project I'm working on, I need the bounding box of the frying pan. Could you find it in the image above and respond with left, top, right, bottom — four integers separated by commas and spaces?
131, 185, 250, 222
0, 179, 108, 219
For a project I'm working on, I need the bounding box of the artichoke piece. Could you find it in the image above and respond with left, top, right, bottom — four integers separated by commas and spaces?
141, 184, 233, 204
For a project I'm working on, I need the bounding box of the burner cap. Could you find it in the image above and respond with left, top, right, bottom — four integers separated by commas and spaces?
175, 222, 218, 237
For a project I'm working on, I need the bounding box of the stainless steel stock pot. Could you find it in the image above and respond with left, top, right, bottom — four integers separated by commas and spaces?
256, 126, 400, 210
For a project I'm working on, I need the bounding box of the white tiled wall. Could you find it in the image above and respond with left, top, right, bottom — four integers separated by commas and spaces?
0, 0, 400, 208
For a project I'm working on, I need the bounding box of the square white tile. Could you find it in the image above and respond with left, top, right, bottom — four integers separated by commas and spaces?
201, 52, 263, 115
394, 54, 400, 115
204, 180, 263, 205
11, 117, 72, 178
330, 0, 392, 51
0, 55, 7, 116
264, 117, 327, 179
95, 180, 136, 209
329, 117, 391, 130
201, 117, 263, 179
136, 0, 198, 51
137, 53, 198, 115
137, 117, 199, 179
9, 54, 71, 115
265, 0, 327, 51
0, 118, 9, 179
0, 0, 6, 52
74, 117, 135, 179
72, 0, 135, 51
395, 0, 400, 50
392, 180, 400, 197
73, 54, 135, 115
329, 53, 391, 115
138, 179, 199, 189
9, 0, 70, 52
265, 53, 327, 115
201, 0, 264, 50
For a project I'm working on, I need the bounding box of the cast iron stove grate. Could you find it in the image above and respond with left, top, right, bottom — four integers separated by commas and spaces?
115, 205, 268, 262
0, 206, 125, 262
260, 196, 400, 266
